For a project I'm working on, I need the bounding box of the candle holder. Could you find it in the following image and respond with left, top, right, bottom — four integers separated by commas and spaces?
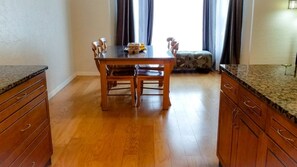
282, 64, 292, 75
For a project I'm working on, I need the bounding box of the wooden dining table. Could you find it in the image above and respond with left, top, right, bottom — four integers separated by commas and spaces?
96, 45, 175, 110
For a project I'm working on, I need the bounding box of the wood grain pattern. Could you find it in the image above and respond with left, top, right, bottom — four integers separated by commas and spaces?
49, 72, 221, 167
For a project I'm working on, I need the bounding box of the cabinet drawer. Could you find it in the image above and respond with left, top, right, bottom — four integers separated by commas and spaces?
266, 108, 297, 163
238, 86, 267, 129
0, 72, 46, 123
221, 72, 238, 103
0, 93, 49, 166
12, 126, 53, 167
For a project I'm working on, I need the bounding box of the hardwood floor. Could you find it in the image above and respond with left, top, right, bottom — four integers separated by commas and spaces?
49, 72, 221, 167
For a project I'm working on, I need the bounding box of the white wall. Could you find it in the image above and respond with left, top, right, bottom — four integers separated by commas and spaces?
241, 0, 297, 65
71, 0, 116, 75
0, 0, 75, 98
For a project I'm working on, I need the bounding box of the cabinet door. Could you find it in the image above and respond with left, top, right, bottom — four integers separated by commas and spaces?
231, 109, 263, 167
217, 92, 237, 167
257, 134, 297, 167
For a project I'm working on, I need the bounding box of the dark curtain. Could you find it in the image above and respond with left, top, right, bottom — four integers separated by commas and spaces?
116, 0, 135, 45
146, 0, 154, 45
220, 0, 244, 64
203, 0, 216, 68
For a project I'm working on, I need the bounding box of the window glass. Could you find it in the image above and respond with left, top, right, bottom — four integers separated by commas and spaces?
134, 0, 203, 50
152, 0, 203, 50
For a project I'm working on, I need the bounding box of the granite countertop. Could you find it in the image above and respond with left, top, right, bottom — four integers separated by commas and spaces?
0, 65, 48, 95
220, 64, 297, 123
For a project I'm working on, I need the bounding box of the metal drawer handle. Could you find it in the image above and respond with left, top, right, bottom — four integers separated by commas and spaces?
223, 84, 233, 90
20, 124, 32, 132
16, 93, 28, 100
276, 129, 294, 142
243, 101, 257, 109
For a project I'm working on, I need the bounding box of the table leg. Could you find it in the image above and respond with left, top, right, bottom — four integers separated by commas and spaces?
100, 63, 108, 110
163, 62, 171, 110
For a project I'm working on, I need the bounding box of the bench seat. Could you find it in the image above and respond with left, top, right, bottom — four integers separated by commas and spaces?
173, 50, 213, 72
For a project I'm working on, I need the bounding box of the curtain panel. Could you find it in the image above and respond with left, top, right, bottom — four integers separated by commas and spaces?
203, 0, 216, 68
138, 0, 154, 45
116, 0, 135, 45
203, 0, 230, 70
220, 0, 244, 64
146, 0, 154, 45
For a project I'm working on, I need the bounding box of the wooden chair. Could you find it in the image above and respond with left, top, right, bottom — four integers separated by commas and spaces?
100, 37, 137, 88
92, 38, 136, 106
136, 38, 179, 107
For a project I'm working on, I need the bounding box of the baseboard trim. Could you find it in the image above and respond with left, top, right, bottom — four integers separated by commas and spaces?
48, 72, 100, 99
76, 72, 99, 76
48, 74, 77, 99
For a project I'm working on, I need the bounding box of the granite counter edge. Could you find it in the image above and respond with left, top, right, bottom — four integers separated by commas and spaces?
220, 67, 297, 124
0, 67, 48, 95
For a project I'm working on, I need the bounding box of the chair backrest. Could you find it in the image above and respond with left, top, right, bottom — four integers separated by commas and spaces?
92, 37, 109, 57
167, 37, 179, 57
99, 37, 107, 51
92, 40, 102, 72
167, 37, 175, 49
92, 40, 102, 58
92, 38, 111, 73
171, 41, 179, 57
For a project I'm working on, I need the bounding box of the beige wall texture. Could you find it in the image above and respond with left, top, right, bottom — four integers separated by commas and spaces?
241, 0, 297, 65
0, 0, 75, 98
0, 0, 116, 98
71, 0, 116, 75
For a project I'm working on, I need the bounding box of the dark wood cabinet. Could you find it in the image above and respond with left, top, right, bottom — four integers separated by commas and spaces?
217, 72, 239, 167
217, 72, 297, 167
266, 107, 297, 164
0, 72, 53, 166
257, 133, 297, 167
230, 108, 262, 167
217, 92, 237, 167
